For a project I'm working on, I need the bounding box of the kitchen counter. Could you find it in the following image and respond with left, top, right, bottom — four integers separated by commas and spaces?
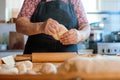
0, 50, 23, 57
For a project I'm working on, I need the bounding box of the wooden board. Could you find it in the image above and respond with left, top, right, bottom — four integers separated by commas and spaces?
0, 72, 120, 80
9, 31, 24, 50
2, 53, 120, 80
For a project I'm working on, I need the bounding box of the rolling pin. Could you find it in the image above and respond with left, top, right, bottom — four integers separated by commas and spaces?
15, 52, 78, 62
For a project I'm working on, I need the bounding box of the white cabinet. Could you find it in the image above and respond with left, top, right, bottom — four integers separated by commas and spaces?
82, 0, 120, 12
100, 0, 120, 11
0, 0, 6, 21
0, 0, 24, 21
81, 0, 100, 12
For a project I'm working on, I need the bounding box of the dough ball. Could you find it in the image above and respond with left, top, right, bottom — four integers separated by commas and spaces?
15, 61, 33, 74
58, 56, 120, 73
16, 62, 27, 74
0, 64, 18, 74
53, 24, 68, 40
40, 63, 57, 74
0, 64, 14, 69
23, 61, 33, 70
26, 70, 37, 75
1, 68, 18, 74
32, 63, 42, 72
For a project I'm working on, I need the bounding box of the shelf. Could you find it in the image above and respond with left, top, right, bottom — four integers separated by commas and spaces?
87, 11, 120, 15
0, 50, 23, 57
0, 50, 23, 52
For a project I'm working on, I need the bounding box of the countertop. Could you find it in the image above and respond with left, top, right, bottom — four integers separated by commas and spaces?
0, 50, 23, 57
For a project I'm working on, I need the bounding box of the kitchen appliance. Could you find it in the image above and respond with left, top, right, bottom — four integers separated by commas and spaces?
97, 43, 120, 54
88, 30, 103, 53
111, 31, 120, 42
90, 22, 104, 30
89, 30, 103, 42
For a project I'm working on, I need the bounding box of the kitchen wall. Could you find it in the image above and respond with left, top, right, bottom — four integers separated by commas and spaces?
100, 0, 120, 11
82, 0, 120, 42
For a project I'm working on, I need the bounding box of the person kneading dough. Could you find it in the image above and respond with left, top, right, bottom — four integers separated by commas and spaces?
16, 0, 90, 54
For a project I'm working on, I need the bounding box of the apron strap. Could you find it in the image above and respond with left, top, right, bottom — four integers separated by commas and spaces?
41, 0, 46, 2
41, 0, 71, 3
68, 0, 72, 5
68, 0, 71, 3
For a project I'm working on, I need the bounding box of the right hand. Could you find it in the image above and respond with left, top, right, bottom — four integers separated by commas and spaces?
43, 18, 60, 36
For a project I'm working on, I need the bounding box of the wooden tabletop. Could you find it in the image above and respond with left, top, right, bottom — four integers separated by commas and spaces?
0, 72, 120, 80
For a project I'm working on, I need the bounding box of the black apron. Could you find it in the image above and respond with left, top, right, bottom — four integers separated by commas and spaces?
24, 0, 78, 54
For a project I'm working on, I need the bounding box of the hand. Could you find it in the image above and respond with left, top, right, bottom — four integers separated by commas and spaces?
60, 29, 80, 45
44, 18, 60, 36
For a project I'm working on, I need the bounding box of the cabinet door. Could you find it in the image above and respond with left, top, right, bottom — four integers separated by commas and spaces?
0, 0, 6, 21
100, 0, 120, 11
81, 0, 100, 12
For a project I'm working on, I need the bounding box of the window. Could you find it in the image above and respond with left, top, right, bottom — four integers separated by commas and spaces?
81, 0, 99, 12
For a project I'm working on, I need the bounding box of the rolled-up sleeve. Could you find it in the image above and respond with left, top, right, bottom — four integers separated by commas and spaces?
72, 0, 88, 29
18, 0, 40, 18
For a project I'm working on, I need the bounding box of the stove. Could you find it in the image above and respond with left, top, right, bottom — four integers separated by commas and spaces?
97, 43, 120, 55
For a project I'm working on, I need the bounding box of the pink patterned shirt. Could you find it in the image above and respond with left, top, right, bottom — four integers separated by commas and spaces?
18, 0, 88, 29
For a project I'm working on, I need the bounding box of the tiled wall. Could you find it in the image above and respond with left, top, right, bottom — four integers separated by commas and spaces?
82, 0, 120, 42
100, 0, 120, 11
100, 0, 120, 33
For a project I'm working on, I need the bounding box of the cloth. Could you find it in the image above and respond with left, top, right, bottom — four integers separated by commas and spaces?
24, 0, 78, 54
18, 0, 88, 29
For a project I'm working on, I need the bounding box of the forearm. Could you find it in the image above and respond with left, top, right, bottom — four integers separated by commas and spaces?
15, 17, 45, 36
78, 25, 91, 42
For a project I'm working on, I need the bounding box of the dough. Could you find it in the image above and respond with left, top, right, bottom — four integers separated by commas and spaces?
0, 64, 14, 69
15, 61, 33, 74
23, 61, 33, 70
26, 70, 37, 75
53, 24, 68, 40
58, 56, 120, 73
0, 67, 18, 74
1, 56, 15, 67
16, 62, 27, 74
0, 64, 18, 74
40, 63, 57, 74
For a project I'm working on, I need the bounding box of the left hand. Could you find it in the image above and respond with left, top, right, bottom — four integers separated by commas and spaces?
44, 18, 60, 36
60, 29, 79, 45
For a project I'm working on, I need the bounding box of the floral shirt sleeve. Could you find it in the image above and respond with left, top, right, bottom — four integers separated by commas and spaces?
18, 0, 88, 29
72, 0, 88, 29
18, 0, 40, 18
